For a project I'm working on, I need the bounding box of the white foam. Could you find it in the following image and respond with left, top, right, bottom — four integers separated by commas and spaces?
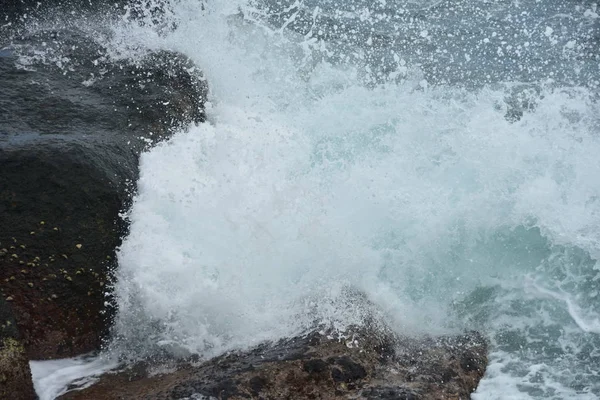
106, 3, 600, 398
111, 9, 600, 353
526, 279, 600, 334
30, 355, 117, 400
474, 351, 599, 400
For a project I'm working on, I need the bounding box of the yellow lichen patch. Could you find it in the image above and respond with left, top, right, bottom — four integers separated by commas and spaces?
65, 276, 73, 282
40, 221, 45, 225
0, 338, 27, 375
27, 283, 33, 288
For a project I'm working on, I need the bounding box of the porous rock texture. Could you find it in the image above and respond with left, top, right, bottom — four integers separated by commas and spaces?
59, 327, 487, 400
0, 296, 36, 400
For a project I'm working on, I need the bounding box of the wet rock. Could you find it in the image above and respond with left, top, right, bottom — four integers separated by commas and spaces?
330, 356, 367, 383
0, 296, 36, 400
59, 328, 487, 399
0, 29, 208, 359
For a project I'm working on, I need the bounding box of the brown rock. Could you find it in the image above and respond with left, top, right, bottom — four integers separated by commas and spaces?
0, 296, 36, 400
59, 328, 487, 400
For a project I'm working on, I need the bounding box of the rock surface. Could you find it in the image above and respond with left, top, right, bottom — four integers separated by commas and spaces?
60, 328, 487, 399
0, 296, 36, 400
0, 28, 208, 360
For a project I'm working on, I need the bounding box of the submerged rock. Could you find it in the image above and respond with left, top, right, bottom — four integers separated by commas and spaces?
59, 328, 487, 399
0, 29, 208, 360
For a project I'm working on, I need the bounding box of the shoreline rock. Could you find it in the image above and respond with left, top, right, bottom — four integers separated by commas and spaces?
59, 328, 487, 399
0, 296, 35, 400
0, 28, 208, 361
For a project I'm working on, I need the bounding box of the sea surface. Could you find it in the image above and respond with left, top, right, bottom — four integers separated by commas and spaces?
18, 0, 600, 398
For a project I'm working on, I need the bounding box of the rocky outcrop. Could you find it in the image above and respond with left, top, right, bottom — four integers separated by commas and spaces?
0, 297, 36, 400
59, 328, 487, 399
0, 29, 208, 360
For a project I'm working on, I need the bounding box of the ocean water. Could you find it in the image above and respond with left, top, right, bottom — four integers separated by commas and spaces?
21, 0, 600, 399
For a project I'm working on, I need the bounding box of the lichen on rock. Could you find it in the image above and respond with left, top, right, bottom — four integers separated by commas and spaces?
0, 297, 35, 400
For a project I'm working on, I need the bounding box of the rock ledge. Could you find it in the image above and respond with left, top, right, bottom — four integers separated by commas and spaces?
60, 328, 487, 399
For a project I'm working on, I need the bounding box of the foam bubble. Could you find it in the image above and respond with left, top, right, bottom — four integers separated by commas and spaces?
30, 356, 117, 400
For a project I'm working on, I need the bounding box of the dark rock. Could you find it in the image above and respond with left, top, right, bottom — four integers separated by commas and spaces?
248, 376, 267, 396
361, 386, 419, 400
302, 358, 328, 374
330, 356, 367, 383
0, 29, 208, 360
460, 350, 483, 372
58, 327, 487, 400
0, 297, 36, 400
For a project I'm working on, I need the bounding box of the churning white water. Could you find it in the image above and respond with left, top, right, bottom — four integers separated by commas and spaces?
30, 0, 600, 398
